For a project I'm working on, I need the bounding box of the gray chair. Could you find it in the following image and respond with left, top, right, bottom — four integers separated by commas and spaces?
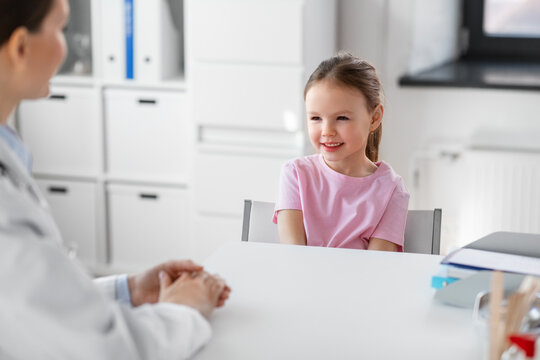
403, 209, 441, 255
241, 199, 442, 255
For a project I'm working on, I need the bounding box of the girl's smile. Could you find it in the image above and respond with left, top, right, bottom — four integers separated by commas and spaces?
320, 142, 344, 152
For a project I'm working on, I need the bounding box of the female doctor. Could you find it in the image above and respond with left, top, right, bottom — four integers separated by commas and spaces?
0, 0, 230, 359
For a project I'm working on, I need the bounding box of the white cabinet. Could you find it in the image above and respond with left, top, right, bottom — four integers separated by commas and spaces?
189, 0, 304, 64
104, 89, 189, 182
194, 151, 288, 216
187, 0, 336, 255
188, 0, 336, 136
193, 63, 304, 131
134, 0, 182, 81
15, 0, 337, 270
18, 86, 101, 177
35, 178, 99, 266
99, 0, 183, 82
107, 184, 190, 270
16, 0, 190, 272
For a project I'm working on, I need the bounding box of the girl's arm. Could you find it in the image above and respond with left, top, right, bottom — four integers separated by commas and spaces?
367, 237, 398, 252
277, 210, 307, 245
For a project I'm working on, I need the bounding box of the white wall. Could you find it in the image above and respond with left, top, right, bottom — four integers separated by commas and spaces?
337, 0, 388, 72
339, 0, 540, 186
338, 0, 540, 249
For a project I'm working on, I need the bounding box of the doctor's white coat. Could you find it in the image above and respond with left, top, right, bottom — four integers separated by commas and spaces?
0, 137, 211, 359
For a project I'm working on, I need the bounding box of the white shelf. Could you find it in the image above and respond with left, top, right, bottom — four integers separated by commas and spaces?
102, 75, 187, 91
51, 74, 187, 91
32, 172, 100, 182
105, 174, 190, 188
51, 74, 97, 87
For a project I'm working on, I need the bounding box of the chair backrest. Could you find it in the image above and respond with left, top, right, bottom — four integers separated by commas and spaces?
403, 209, 442, 255
241, 200, 442, 255
241, 200, 280, 243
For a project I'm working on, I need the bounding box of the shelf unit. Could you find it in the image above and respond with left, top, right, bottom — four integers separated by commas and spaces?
17, 0, 189, 274
16, 0, 337, 271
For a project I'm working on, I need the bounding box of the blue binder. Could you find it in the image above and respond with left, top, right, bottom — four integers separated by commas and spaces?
125, 0, 134, 79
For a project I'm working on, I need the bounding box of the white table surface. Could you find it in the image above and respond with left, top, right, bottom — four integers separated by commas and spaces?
194, 242, 482, 360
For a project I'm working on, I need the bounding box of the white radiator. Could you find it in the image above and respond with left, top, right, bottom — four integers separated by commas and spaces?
411, 148, 540, 254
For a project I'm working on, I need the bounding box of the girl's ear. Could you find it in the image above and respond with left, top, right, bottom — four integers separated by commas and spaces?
370, 104, 384, 131
5, 27, 30, 69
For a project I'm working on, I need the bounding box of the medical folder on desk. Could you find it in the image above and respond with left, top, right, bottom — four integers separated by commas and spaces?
433, 231, 540, 308
443, 231, 540, 276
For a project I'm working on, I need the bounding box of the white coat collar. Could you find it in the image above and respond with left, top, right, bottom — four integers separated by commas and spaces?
0, 135, 48, 208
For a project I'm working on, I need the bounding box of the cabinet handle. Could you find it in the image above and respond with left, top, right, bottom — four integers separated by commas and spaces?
48, 186, 68, 194
49, 94, 67, 101
139, 193, 159, 200
138, 99, 157, 105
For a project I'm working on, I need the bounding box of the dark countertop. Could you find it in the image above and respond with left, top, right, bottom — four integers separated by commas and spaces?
399, 59, 540, 91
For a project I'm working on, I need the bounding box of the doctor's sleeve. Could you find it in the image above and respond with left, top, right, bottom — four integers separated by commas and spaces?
94, 275, 132, 305
0, 228, 211, 360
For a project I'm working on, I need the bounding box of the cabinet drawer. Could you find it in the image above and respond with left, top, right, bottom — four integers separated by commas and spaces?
104, 89, 189, 181
193, 63, 304, 131
107, 184, 190, 269
36, 178, 98, 265
189, 0, 303, 64
19, 87, 101, 176
194, 151, 287, 216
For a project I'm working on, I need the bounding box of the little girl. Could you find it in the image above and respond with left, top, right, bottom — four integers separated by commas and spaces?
273, 52, 409, 251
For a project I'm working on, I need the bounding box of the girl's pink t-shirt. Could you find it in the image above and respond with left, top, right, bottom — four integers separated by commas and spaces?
273, 154, 410, 250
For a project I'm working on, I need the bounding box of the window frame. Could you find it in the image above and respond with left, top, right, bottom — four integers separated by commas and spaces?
464, 0, 540, 60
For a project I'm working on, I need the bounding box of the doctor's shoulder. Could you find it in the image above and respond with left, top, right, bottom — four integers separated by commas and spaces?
0, 152, 53, 235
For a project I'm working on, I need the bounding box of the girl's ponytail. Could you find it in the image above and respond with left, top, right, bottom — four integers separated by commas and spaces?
366, 126, 382, 162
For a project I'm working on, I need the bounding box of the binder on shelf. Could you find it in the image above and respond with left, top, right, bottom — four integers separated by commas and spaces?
100, 0, 126, 80
134, 0, 181, 81
125, 0, 134, 79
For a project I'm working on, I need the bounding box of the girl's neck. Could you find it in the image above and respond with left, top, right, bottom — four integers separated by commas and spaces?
322, 154, 378, 177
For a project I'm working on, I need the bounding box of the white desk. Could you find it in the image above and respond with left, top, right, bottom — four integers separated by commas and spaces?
196, 242, 482, 359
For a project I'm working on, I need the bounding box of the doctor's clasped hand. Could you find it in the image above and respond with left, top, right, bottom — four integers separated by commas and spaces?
129, 259, 231, 312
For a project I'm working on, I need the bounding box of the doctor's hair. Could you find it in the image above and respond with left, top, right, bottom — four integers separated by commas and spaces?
304, 52, 384, 162
0, 0, 55, 47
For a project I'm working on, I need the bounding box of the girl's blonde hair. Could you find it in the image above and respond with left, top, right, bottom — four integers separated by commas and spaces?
304, 52, 384, 162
